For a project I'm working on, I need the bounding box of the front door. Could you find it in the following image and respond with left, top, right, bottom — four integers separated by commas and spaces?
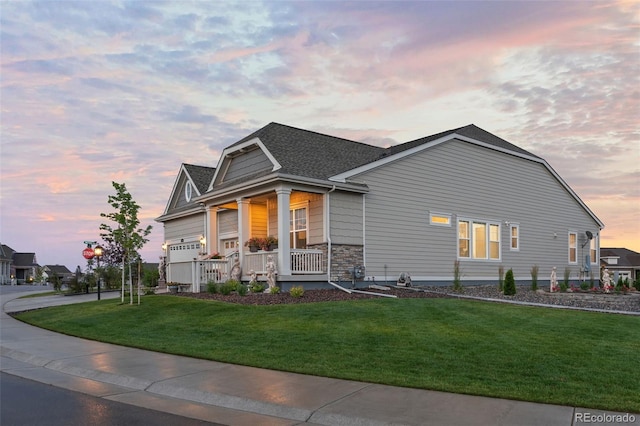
221, 238, 239, 257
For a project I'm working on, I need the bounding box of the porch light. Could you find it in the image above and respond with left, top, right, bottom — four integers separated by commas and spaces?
162, 242, 167, 252
199, 236, 206, 246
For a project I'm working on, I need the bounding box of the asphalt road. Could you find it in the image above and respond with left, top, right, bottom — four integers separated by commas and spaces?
0, 372, 222, 426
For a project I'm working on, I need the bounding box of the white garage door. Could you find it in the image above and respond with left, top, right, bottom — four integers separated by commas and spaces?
168, 241, 202, 262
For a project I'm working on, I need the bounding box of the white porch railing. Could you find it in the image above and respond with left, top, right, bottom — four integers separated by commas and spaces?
243, 249, 324, 274
167, 249, 325, 293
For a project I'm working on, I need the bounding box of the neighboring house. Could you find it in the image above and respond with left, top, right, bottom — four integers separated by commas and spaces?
0, 244, 12, 285
600, 248, 640, 283
42, 265, 73, 284
156, 122, 604, 291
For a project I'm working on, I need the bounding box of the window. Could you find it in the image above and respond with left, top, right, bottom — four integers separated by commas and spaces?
430, 213, 451, 226
590, 235, 597, 264
185, 181, 192, 202
290, 207, 307, 249
510, 224, 519, 251
568, 232, 577, 263
458, 219, 500, 260
458, 221, 470, 258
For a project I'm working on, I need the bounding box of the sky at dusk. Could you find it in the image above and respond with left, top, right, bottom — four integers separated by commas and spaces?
1, 0, 639, 270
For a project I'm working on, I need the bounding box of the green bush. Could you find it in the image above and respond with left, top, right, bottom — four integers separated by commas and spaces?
249, 282, 266, 293
290, 285, 304, 298
580, 281, 590, 291
453, 260, 462, 292
219, 282, 235, 295
563, 267, 571, 289
206, 281, 218, 294
237, 283, 248, 296
634, 277, 640, 291
503, 269, 516, 296
530, 265, 538, 291
269, 286, 281, 294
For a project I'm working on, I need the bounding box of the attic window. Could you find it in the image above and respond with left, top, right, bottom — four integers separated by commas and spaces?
185, 181, 193, 202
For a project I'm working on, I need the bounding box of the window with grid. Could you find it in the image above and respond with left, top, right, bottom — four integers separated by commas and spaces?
290, 207, 307, 249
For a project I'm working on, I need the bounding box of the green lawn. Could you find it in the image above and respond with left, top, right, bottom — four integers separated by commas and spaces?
14, 295, 640, 412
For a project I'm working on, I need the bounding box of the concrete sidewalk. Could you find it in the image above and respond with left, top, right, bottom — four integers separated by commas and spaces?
1, 290, 637, 426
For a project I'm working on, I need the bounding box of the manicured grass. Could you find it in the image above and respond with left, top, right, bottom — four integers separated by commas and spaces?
14, 295, 640, 412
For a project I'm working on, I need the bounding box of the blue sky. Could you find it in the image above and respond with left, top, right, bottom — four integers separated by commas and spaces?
1, 0, 638, 269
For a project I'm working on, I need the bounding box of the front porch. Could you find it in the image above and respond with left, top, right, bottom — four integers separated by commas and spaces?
166, 248, 326, 292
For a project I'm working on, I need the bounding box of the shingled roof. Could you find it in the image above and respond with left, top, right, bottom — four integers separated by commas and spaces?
184, 163, 215, 194
231, 123, 386, 180
226, 122, 540, 184
387, 124, 541, 159
601, 248, 640, 267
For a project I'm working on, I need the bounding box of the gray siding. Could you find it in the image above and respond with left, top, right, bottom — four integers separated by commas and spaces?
329, 191, 363, 245
164, 214, 204, 242
218, 209, 238, 235
355, 139, 601, 283
223, 148, 272, 182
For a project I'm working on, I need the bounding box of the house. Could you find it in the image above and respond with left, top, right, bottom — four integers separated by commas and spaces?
0, 244, 39, 284
156, 123, 604, 291
42, 265, 73, 285
600, 248, 640, 283
0, 244, 12, 285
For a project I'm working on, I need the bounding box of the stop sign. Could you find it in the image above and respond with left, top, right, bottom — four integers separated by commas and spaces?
82, 247, 95, 259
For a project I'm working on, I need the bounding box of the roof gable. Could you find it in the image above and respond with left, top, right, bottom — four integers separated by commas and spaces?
162, 163, 215, 216
209, 123, 384, 191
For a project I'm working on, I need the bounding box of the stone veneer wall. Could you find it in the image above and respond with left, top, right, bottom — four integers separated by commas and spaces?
308, 243, 364, 281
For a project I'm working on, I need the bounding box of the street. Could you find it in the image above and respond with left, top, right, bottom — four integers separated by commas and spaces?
0, 372, 221, 426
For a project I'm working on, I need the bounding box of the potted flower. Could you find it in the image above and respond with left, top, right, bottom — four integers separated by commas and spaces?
265, 235, 278, 251
245, 237, 264, 252
167, 282, 179, 294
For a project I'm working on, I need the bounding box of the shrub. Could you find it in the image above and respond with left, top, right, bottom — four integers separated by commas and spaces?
219, 282, 235, 295
580, 281, 590, 291
530, 265, 538, 291
237, 283, 248, 296
269, 286, 281, 294
206, 281, 218, 294
498, 265, 505, 292
634, 277, 640, 291
503, 269, 516, 296
249, 282, 266, 293
290, 285, 304, 298
563, 267, 571, 289
453, 260, 462, 292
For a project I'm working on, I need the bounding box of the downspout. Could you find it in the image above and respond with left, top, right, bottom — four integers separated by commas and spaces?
325, 185, 395, 298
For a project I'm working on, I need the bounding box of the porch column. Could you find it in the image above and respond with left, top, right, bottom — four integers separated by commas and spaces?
276, 187, 291, 276
237, 198, 250, 270
208, 206, 219, 254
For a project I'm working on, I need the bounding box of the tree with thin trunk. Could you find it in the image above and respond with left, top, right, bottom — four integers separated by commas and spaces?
99, 182, 152, 304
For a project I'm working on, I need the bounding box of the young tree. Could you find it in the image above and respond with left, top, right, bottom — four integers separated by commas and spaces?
99, 182, 152, 304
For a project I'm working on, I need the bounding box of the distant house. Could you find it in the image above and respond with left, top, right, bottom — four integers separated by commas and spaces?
0, 244, 39, 284
42, 265, 73, 284
156, 123, 604, 291
0, 244, 12, 285
600, 248, 640, 283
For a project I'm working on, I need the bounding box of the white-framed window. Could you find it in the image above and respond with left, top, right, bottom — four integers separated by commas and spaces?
185, 181, 193, 202
430, 212, 451, 226
510, 224, 520, 251
458, 219, 501, 260
590, 235, 598, 264
290, 206, 307, 249
568, 232, 577, 264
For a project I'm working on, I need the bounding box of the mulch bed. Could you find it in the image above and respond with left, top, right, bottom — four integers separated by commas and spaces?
172, 287, 450, 305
